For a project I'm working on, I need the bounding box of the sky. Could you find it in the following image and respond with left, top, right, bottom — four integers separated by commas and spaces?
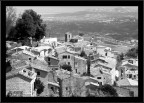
13, 6, 138, 16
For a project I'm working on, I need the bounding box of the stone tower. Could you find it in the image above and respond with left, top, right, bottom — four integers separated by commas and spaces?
65, 32, 72, 42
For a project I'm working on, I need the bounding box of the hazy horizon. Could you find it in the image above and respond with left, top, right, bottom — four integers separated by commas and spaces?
13, 6, 138, 17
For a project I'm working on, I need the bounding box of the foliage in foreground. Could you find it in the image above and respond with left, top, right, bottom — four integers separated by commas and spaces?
125, 46, 138, 58
34, 78, 45, 95
8, 9, 46, 42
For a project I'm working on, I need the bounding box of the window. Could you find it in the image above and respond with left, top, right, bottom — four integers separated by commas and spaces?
133, 75, 136, 79
37, 71, 40, 76
75, 62, 78, 67
105, 53, 107, 56
99, 82, 102, 85
76, 69, 77, 73
129, 74, 132, 78
68, 62, 70, 65
66, 87, 68, 90
29, 58, 31, 61
48, 57, 50, 62
48, 62, 51, 66
97, 77, 101, 79
129, 91, 134, 97
51, 87, 54, 92
128, 60, 133, 64
63, 55, 67, 59
68, 55, 70, 59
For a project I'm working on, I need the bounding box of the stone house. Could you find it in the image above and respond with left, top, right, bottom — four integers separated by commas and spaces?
8, 46, 30, 55
57, 49, 79, 73
32, 46, 53, 57
93, 56, 117, 84
10, 50, 36, 61
96, 46, 116, 58
116, 78, 138, 97
56, 70, 86, 97
90, 66, 112, 85
114, 86, 131, 97
6, 68, 37, 97
44, 55, 59, 70
27, 58, 59, 96
40, 37, 58, 47
74, 56, 87, 75
118, 59, 138, 81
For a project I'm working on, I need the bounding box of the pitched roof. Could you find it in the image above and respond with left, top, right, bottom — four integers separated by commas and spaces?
22, 50, 36, 57
6, 68, 24, 79
6, 68, 36, 80
58, 49, 79, 55
85, 82, 99, 87
117, 78, 138, 86
96, 62, 114, 70
30, 59, 51, 72
33, 46, 52, 52
11, 60, 29, 69
47, 81, 59, 87
55, 46, 67, 54
46, 55, 59, 60
96, 56, 117, 69
74, 56, 87, 61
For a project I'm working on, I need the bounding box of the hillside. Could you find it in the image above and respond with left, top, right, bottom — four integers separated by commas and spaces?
43, 7, 138, 41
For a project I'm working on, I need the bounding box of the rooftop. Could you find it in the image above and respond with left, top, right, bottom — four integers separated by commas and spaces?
30, 59, 51, 72
46, 55, 59, 60
6, 67, 36, 80
11, 46, 30, 50
85, 82, 99, 87
22, 50, 36, 57
11, 60, 29, 69
117, 78, 138, 86
19, 68, 37, 79
95, 62, 114, 70
33, 46, 52, 52
74, 56, 87, 61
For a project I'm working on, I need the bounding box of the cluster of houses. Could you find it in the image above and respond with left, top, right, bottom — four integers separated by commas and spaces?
6, 32, 138, 97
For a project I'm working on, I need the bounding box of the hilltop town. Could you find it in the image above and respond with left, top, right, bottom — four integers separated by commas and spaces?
6, 32, 138, 97
6, 7, 138, 97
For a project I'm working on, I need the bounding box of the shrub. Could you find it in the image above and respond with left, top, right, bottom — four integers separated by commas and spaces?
34, 78, 45, 95
61, 64, 72, 72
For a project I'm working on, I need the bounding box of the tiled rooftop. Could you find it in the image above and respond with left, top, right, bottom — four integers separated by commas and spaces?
11, 60, 29, 69
19, 68, 37, 79
117, 78, 138, 86
74, 56, 87, 61
30, 59, 51, 72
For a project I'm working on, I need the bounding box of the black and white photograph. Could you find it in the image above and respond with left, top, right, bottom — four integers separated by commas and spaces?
5, 5, 139, 98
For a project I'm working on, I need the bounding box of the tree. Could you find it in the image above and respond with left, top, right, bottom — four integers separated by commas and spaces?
98, 84, 118, 97
80, 51, 87, 58
126, 46, 138, 58
34, 78, 45, 95
15, 11, 36, 39
117, 53, 124, 63
10, 9, 46, 42
61, 64, 72, 72
6, 60, 12, 73
87, 55, 91, 76
6, 6, 16, 39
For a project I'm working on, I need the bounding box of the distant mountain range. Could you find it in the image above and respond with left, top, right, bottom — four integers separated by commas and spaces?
43, 7, 138, 41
